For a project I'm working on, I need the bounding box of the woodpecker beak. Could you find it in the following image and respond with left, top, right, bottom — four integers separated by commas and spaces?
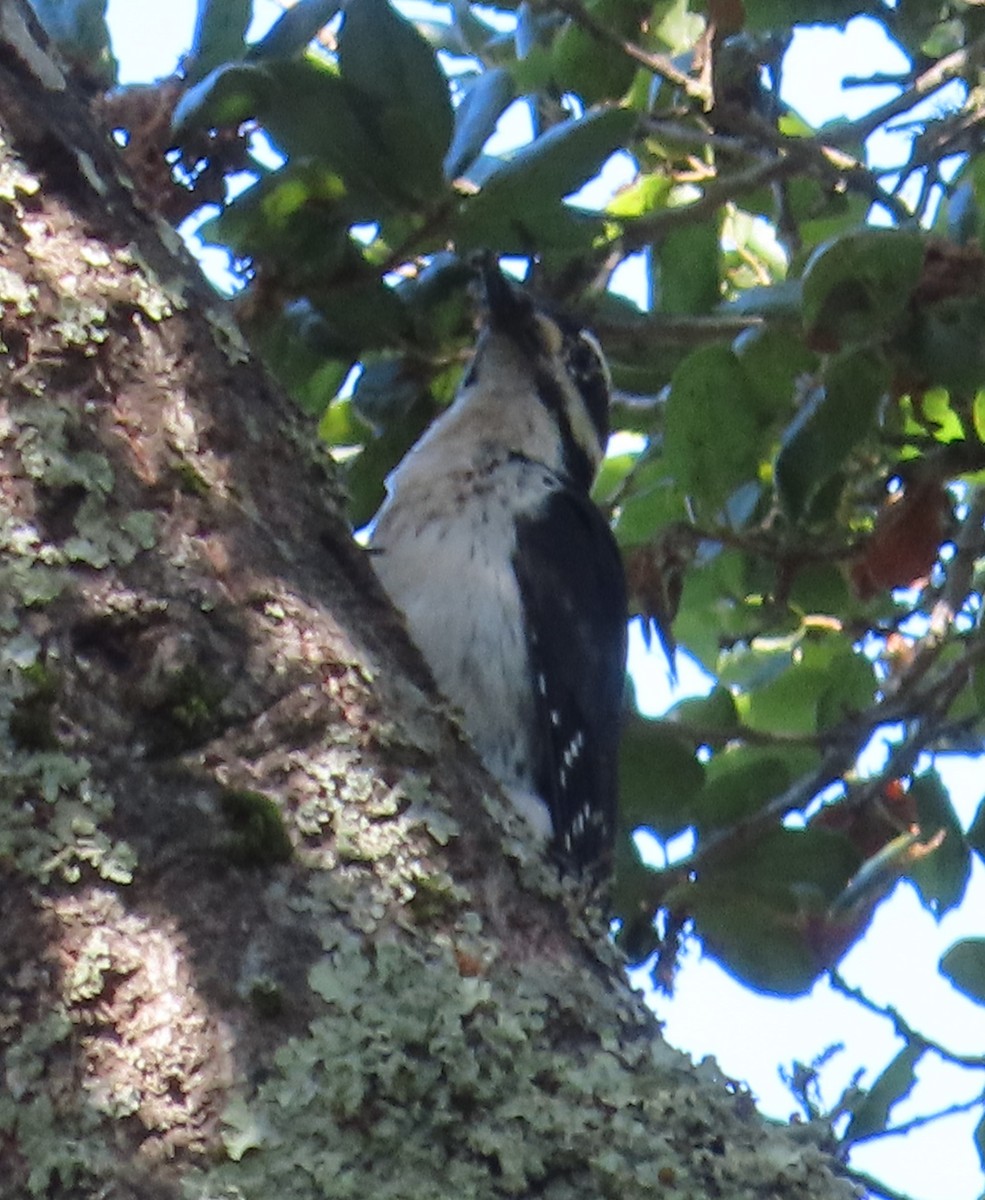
477, 256, 531, 334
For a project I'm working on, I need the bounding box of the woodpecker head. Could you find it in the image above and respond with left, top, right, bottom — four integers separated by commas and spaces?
473, 259, 613, 491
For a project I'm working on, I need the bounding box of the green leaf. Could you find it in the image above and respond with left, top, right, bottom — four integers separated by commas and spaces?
613, 473, 686, 546
692, 749, 792, 831
664, 345, 765, 512
975, 1109, 985, 1175
606, 172, 672, 218
618, 719, 704, 836
551, 0, 643, 103
733, 324, 818, 422
319, 395, 368, 445
787, 562, 851, 615
784, 178, 870, 252
843, 1042, 924, 1145
908, 296, 985, 397
173, 62, 273, 136
456, 197, 605, 256
339, 0, 453, 202
774, 348, 888, 521
248, 0, 341, 60
199, 164, 354, 276
190, 0, 251, 81
680, 828, 861, 995
736, 635, 876, 737
968, 795, 985, 860
685, 883, 820, 995
443, 68, 517, 181
249, 303, 354, 414
939, 938, 985, 1005
815, 644, 876, 731
473, 106, 636, 209
342, 398, 434, 528
667, 686, 739, 735
258, 61, 399, 208
907, 771, 971, 916
656, 220, 721, 316
800, 227, 924, 349
310, 278, 413, 354
672, 549, 763, 671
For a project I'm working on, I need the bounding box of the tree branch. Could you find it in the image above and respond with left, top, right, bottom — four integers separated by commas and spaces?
830, 972, 985, 1069
829, 33, 985, 145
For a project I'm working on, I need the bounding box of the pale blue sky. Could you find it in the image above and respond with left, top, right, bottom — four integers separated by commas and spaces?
102, 7, 985, 1197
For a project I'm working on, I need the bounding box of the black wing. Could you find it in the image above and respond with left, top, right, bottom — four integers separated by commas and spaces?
513, 487, 628, 872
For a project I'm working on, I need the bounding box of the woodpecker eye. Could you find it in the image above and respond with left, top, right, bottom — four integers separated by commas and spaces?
564, 333, 604, 386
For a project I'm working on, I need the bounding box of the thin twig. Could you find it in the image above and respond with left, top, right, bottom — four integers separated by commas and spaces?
830, 972, 985, 1069
828, 33, 985, 145
842, 72, 914, 89
874, 1093, 985, 1141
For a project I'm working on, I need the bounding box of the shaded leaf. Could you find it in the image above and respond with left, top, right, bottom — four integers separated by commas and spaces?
190, 0, 251, 81
350, 356, 422, 431
800, 227, 923, 350
456, 196, 605, 255
733, 324, 817, 420
939, 938, 985, 1005
668, 686, 739, 735
657, 220, 721, 316
173, 62, 273, 136
774, 348, 888, 521
968, 795, 985, 860
258, 61, 400, 208
551, 0, 645, 103
664, 345, 764, 512
613, 473, 686, 546
199, 164, 354, 278
843, 1042, 924, 1145
444, 68, 517, 180
692, 750, 792, 831
679, 828, 861, 995
453, 103, 634, 255
248, 0, 341, 60
619, 718, 704, 835
339, 0, 453, 201
906, 771, 970, 916
908, 295, 985, 396
473, 106, 635, 208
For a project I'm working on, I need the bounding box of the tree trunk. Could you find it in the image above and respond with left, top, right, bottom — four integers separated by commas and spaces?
0, 4, 854, 1196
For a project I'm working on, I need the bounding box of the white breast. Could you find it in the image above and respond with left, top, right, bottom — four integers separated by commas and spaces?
370, 446, 555, 838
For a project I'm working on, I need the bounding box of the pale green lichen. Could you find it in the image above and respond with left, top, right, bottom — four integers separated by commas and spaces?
182, 933, 683, 1200
0, 264, 37, 315
64, 930, 112, 1002
0, 632, 134, 885
0, 517, 68, 628
0, 747, 136, 884
53, 297, 108, 346
0, 1010, 112, 1198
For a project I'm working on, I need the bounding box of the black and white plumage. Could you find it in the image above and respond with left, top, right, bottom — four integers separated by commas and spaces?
368, 262, 628, 872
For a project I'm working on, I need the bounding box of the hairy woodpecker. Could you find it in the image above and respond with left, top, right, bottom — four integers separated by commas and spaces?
368, 262, 628, 872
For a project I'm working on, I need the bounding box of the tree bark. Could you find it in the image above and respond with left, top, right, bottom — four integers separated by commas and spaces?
0, 4, 855, 1197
